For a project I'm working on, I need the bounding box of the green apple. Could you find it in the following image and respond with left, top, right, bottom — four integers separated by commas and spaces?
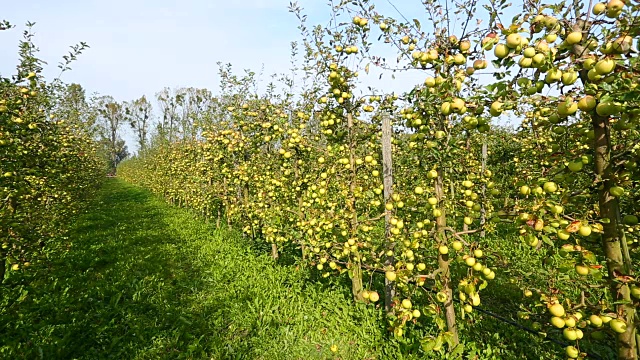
579, 225, 592, 236
567, 160, 583, 172
589, 314, 603, 327
563, 328, 578, 341
401, 299, 412, 309
575, 264, 590, 276
595, 58, 616, 75
610, 186, 624, 197
565, 31, 582, 45
494, 44, 510, 58
610, 319, 627, 334
623, 215, 639, 225
551, 316, 566, 328
452, 241, 463, 251
385, 271, 397, 282
549, 303, 565, 317
566, 346, 579, 359
543, 181, 558, 193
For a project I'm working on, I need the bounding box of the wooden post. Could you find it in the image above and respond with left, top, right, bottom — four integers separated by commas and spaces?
381, 112, 395, 312
435, 169, 459, 344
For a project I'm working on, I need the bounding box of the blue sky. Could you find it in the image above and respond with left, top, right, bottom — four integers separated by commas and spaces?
0, 1, 329, 101
1, 0, 511, 150
1, 1, 335, 148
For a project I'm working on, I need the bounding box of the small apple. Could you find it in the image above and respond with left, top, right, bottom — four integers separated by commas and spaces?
494, 44, 510, 59
578, 95, 596, 111
490, 101, 503, 116
623, 215, 639, 225
549, 303, 565, 317
605, 0, 624, 18
578, 225, 592, 237
610, 186, 624, 197
595, 58, 616, 75
563, 328, 578, 341
565, 31, 582, 45
566, 346, 579, 359
551, 316, 566, 328
424, 77, 436, 87
575, 264, 590, 276
523, 47, 536, 58
543, 181, 558, 193
593, 2, 606, 15
401, 299, 412, 309
589, 314, 603, 327
452, 241, 463, 251
385, 271, 397, 282
609, 319, 627, 333
473, 59, 487, 69
506, 33, 522, 48
596, 101, 621, 117
567, 160, 584, 172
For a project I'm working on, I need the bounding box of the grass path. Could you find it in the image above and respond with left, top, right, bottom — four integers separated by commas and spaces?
1, 179, 400, 359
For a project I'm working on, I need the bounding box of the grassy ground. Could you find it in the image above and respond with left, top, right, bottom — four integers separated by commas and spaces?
0, 179, 618, 360
0, 179, 404, 359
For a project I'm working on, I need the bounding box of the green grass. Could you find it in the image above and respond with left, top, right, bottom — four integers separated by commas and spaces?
0, 179, 618, 360
0, 179, 405, 360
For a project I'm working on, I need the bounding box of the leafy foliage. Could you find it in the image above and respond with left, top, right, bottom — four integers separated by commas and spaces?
0, 23, 103, 283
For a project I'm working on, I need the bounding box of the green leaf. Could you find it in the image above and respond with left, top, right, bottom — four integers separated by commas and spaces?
421, 338, 437, 352
449, 342, 465, 358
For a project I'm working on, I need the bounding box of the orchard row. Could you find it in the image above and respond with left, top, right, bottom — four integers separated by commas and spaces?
1, 25, 105, 282
119, 0, 640, 358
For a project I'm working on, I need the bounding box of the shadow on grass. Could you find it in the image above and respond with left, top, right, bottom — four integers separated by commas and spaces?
1, 179, 221, 359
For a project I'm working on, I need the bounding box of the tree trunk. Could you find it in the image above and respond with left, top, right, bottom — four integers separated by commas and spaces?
480, 142, 487, 238
436, 169, 459, 344
591, 113, 637, 359
294, 163, 306, 260
111, 126, 117, 175
0, 247, 6, 284
347, 113, 363, 301
381, 113, 395, 312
